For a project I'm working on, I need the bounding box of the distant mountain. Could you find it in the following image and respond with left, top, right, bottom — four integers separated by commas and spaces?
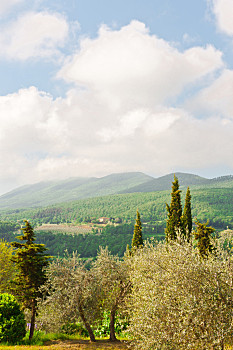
124, 173, 233, 194
0, 171, 233, 210
120, 172, 210, 193
0, 172, 153, 209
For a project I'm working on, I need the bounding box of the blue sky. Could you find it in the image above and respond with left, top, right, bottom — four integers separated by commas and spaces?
0, 0, 233, 194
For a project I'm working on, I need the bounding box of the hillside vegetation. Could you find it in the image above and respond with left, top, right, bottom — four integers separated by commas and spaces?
0, 172, 233, 258
1, 171, 233, 209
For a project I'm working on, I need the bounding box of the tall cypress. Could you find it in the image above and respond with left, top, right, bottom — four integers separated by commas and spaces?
11, 220, 50, 340
182, 187, 192, 242
165, 175, 184, 242
132, 210, 143, 249
193, 220, 215, 259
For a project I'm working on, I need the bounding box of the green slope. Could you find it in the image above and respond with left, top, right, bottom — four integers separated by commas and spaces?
0, 172, 153, 209
120, 173, 233, 193
1, 185, 233, 230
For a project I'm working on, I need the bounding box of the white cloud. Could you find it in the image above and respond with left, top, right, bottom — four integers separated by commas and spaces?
0, 11, 69, 60
211, 0, 233, 36
0, 21, 232, 194
0, 0, 24, 16
186, 69, 233, 118
58, 21, 223, 111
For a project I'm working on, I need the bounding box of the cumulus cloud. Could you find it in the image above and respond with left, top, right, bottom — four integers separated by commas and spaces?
211, 0, 233, 36
0, 11, 69, 60
58, 21, 223, 110
0, 21, 232, 194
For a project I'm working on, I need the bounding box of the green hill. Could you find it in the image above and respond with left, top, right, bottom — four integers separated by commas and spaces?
120, 173, 233, 193
0, 172, 153, 209
1, 176, 233, 258
1, 171, 233, 210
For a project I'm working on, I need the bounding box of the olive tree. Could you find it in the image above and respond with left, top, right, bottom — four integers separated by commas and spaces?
92, 247, 131, 341
128, 241, 233, 350
39, 253, 101, 342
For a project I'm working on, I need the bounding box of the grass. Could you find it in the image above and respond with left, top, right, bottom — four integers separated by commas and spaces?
0, 331, 128, 350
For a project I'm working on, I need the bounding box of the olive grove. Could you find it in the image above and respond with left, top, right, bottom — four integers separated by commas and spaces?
128, 237, 233, 350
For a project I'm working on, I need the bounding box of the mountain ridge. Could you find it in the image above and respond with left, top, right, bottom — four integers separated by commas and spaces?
0, 171, 233, 209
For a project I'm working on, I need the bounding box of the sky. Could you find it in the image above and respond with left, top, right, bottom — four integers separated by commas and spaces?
0, 0, 233, 195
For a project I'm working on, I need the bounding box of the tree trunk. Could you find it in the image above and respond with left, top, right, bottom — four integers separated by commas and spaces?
29, 299, 36, 340
109, 305, 117, 341
77, 302, 96, 342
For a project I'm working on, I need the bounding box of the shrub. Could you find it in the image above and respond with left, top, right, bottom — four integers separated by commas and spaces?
0, 293, 26, 343
61, 322, 88, 336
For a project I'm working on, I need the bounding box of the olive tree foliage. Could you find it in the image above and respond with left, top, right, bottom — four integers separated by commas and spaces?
128, 241, 233, 350
0, 241, 16, 293
38, 253, 101, 342
92, 247, 131, 341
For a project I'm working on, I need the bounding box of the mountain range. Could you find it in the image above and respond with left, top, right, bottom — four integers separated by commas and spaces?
0, 171, 233, 209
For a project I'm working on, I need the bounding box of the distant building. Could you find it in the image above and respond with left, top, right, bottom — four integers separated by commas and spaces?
98, 217, 110, 224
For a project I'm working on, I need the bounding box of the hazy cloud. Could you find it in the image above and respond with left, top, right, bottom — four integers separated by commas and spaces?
0, 0, 24, 16
186, 69, 233, 118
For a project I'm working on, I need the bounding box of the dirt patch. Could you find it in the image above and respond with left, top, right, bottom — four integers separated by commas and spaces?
0, 339, 129, 350
44, 339, 128, 349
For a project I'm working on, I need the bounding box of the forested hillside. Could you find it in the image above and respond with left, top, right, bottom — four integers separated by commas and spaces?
1, 186, 232, 228
0, 183, 233, 257
1, 171, 233, 209
0, 172, 153, 208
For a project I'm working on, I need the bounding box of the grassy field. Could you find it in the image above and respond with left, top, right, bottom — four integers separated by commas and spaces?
34, 223, 103, 235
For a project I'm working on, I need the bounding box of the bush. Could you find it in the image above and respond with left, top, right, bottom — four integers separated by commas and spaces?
0, 293, 26, 343
61, 322, 88, 336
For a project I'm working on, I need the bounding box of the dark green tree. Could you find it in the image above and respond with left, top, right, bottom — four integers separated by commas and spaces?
165, 175, 184, 242
193, 220, 215, 259
182, 187, 192, 242
11, 220, 50, 340
132, 210, 143, 249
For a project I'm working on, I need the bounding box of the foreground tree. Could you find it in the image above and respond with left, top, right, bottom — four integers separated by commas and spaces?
165, 175, 184, 242
0, 240, 16, 293
193, 220, 215, 259
128, 241, 233, 350
11, 220, 50, 340
92, 247, 131, 341
0, 293, 26, 343
131, 210, 143, 249
39, 253, 100, 342
182, 187, 192, 242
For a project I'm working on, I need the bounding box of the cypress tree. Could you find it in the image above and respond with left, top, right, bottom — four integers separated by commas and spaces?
165, 175, 184, 242
132, 210, 143, 249
193, 220, 215, 259
11, 220, 50, 340
182, 187, 192, 242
